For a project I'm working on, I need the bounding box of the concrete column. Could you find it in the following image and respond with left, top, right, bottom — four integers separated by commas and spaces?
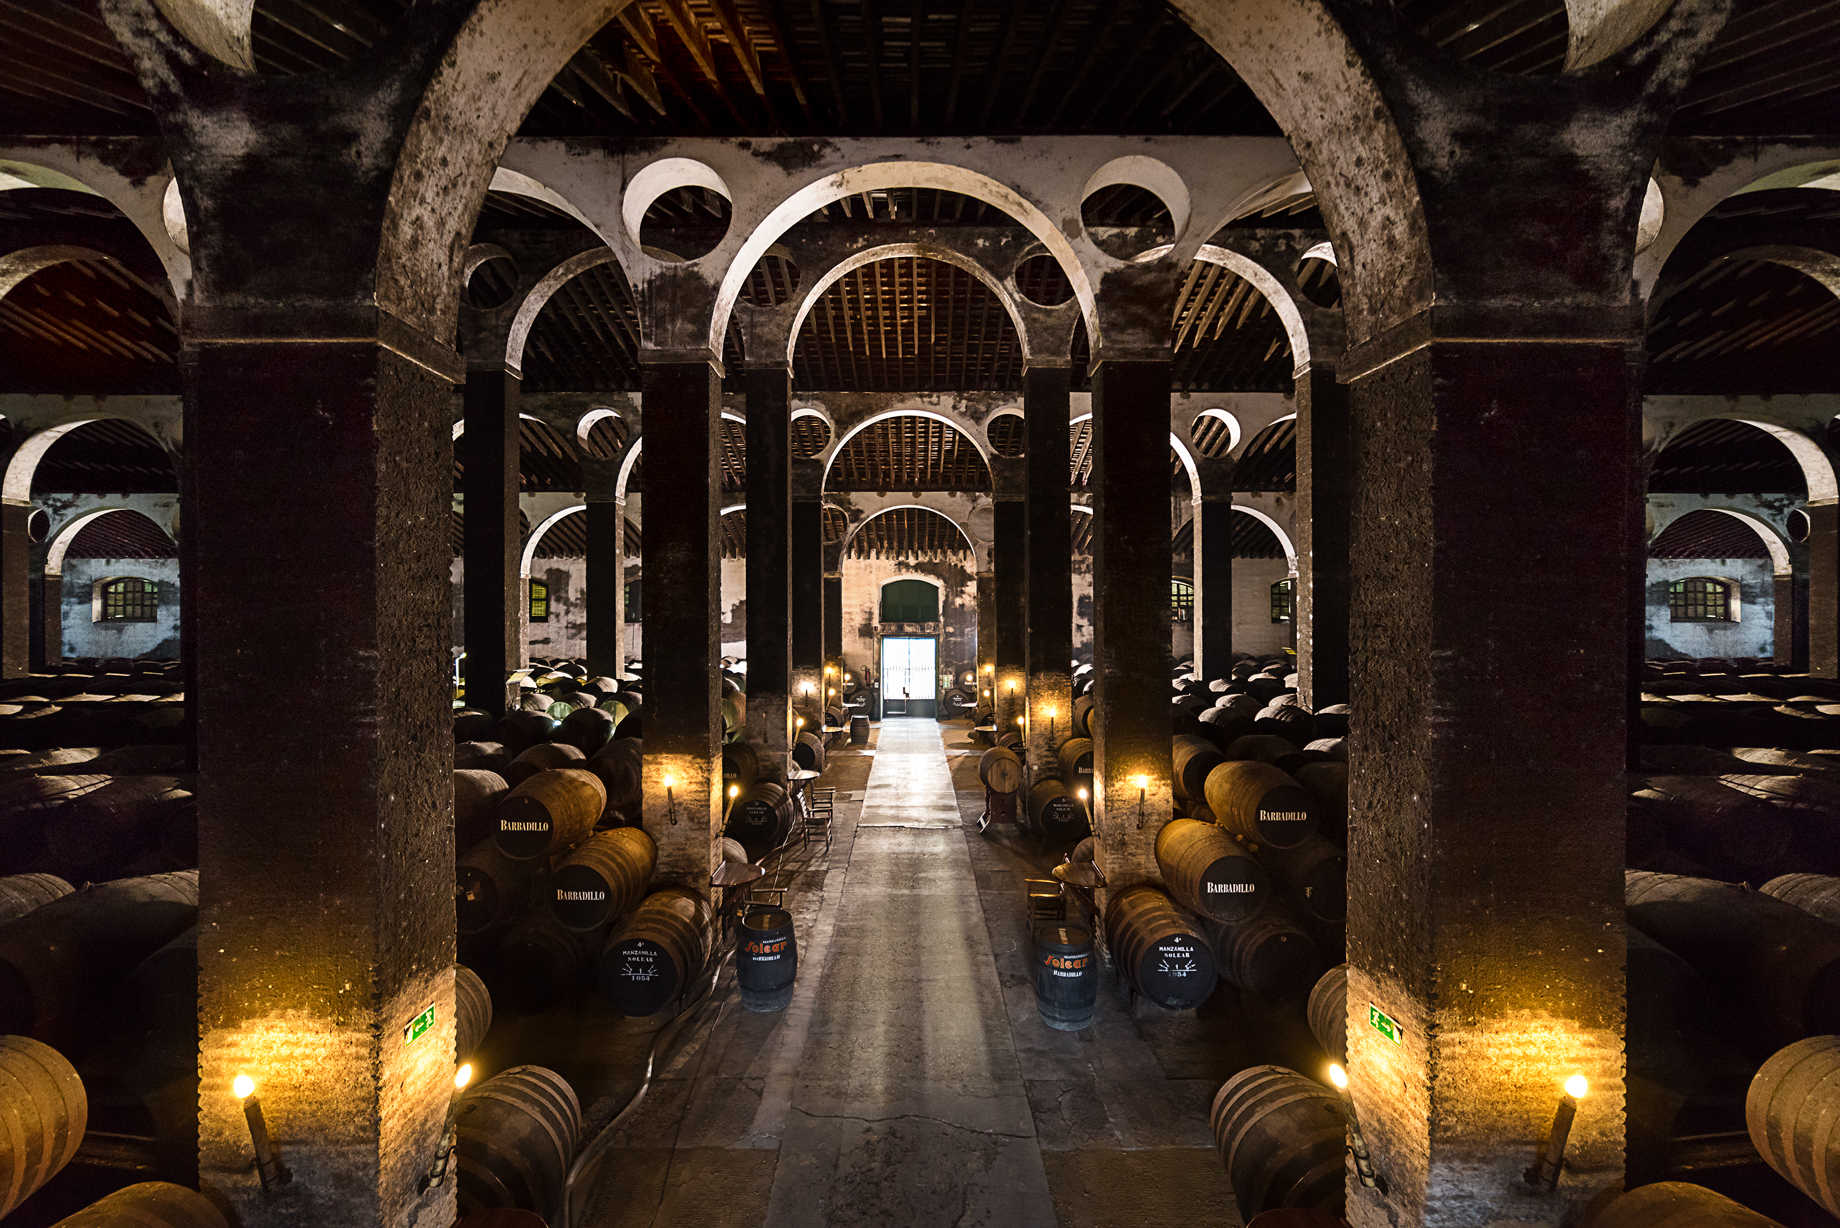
1809, 503, 1837, 678
190, 333, 456, 1226
1192, 489, 1234, 679
1343, 330, 1632, 1228
582, 459, 624, 679
1296, 362, 1350, 708
822, 542, 843, 690
461, 368, 520, 714
638, 357, 723, 894
976, 572, 996, 711
745, 364, 793, 754
1024, 363, 1073, 774
0, 501, 29, 678
34, 572, 61, 667
1090, 356, 1174, 898
791, 489, 822, 726
994, 458, 1026, 734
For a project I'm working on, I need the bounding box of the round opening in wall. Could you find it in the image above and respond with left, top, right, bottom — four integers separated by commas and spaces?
987, 410, 1024, 459
1080, 183, 1174, 262
1012, 251, 1074, 308
625, 159, 734, 263
791, 409, 832, 460
465, 251, 520, 310
26, 508, 49, 544
1295, 244, 1341, 309
1788, 508, 1813, 544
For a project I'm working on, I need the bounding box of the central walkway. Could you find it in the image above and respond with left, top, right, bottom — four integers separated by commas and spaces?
762, 718, 1057, 1225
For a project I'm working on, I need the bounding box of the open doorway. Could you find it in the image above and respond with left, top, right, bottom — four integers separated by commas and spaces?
880, 635, 938, 718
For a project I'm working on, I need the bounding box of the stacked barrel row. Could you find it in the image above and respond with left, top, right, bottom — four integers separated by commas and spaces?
0, 662, 187, 753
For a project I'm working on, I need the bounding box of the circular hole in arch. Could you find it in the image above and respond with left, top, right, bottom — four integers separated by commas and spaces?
1296, 249, 1341, 309
791, 409, 832, 460
1189, 409, 1241, 459
465, 253, 520, 310
987, 411, 1025, 458
1013, 251, 1074, 308
639, 186, 732, 262
741, 249, 802, 308
1788, 508, 1813, 544
26, 508, 50, 544
1080, 184, 1174, 262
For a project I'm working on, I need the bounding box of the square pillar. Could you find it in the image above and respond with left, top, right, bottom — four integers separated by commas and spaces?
994, 460, 1027, 734
744, 364, 793, 753
1090, 357, 1174, 897
1809, 503, 1837, 678
1024, 364, 1073, 773
1192, 492, 1234, 680
582, 459, 624, 680
0, 501, 29, 678
37, 572, 62, 666
1296, 362, 1351, 708
639, 357, 723, 893
976, 572, 996, 713
791, 491, 823, 727
1343, 333, 1630, 1227
461, 368, 520, 715
190, 334, 456, 1226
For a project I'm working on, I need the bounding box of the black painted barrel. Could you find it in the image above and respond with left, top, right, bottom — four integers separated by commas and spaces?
1155, 818, 1273, 923
736, 906, 797, 1013
551, 827, 657, 931
556, 706, 618, 756
1104, 885, 1218, 1010
1204, 761, 1318, 849
455, 770, 511, 851
1032, 925, 1097, 1031
1306, 964, 1348, 1062
1746, 1035, 1840, 1218
47, 1182, 226, 1227
0, 1034, 87, 1219
1026, 778, 1089, 844
494, 769, 605, 861
455, 963, 493, 1058
457, 839, 534, 937
1587, 1182, 1785, 1227
793, 731, 826, 772
599, 888, 712, 1016
1208, 1066, 1346, 1222
492, 912, 595, 1014
723, 781, 795, 861
1208, 911, 1323, 1001
455, 1065, 581, 1223
1262, 836, 1347, 923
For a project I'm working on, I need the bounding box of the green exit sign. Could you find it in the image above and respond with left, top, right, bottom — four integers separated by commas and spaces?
404, 1004, 436, 1044
1368, 1003, 1404, 1046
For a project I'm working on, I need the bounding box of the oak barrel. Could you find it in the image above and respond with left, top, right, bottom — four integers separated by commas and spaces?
1205, 761, 1318, 848
978, 747, 1024, 796
1761, 873, 1840, 925
47, 1182, 226, 1228
1032, 925, 1096, 1031
504, 742, 585, 788
1209, 1066, 1346, 1222
1586, 1182, 1783, 1227
1307, 964, 1348, 1062
1745, 1035, 1840, 1217
1263, 837, 1348, 923
585, 738, 643, 822
492, 912, 595, 1014
551, 828, 658, 931
0, 1034, 87, 1218
495, 769, 605, 860
736, 906, 797, 1013
557, 706, 618, 756
455, 964, 493, 1058
455, 770, 511, 850
1057, 737, 1094, 779
456, 1065, 581, 1222
457, 839, 534, 936
723, 782, 795, 862
599, 888, 712, 1016
793, 731, 826, 772
0, 874, 72, 925
1172, 736, 1225, 803
1207, 912, 1323, 1000
1104, 885, 1218, 1010
1155, 818, 1272, 923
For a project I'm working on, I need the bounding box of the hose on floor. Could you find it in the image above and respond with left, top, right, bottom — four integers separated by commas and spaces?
554, 939, 736, 1228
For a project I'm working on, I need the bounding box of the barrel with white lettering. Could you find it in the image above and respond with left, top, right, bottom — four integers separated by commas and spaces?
1033, 925, 1097, 1031
1204, 761, 1319, 849
550, 827, 657, 931
736, 906, 797, 1012
1026, 778, 1089, 844
494, 769, 605, 861
599, 888, 712, 1016
723, 781, 795, 861
1155, 818, 1272, 923
1104, 885, 1219, 1010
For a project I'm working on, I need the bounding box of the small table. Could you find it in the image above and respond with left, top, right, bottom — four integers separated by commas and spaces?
973, 724, 998, 746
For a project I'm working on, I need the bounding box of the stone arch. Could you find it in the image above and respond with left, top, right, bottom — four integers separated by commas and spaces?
1233, 505, 1298, 573
787, 244, 1032, 367
0, 153, 190, 296
614, 409, 746, 502
2, 419, 177, 504
1653, 417, 1837, 505
43, 507, 174, 576
842, 504, 979, 566
1649, 505, 1792, 577
519, 504, 584, 580
1142, 242, 1311, 373
821, 409, 993, 491
505, 247, 628, 373
1069, 411, 1199, 503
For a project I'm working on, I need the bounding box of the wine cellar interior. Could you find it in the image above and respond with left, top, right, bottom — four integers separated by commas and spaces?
2, 1, 1840, 1226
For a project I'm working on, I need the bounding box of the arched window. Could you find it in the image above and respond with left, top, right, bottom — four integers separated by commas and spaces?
529, 579, 550, 623
1668, 577, 1736, 623
1271, 578, 1295, 623
880, 579, 939, 623
1170, 579, 1194, 623
98, 577, 158, 623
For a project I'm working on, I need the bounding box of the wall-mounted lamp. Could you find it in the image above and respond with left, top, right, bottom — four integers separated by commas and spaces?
234, 1074, 291, 1192
800, 682, 815, 696
1328, 1064, 1384, 1190
1526, 1075, 1587, 1190
795, 716, 806, 730
1045, 706, 1058, 739
983, 688, 991, 698
424, 1063, 474, 1191
662, 773, 679, 825
1131, 774, 1149, 828
844, 673, 853, 684
1075, 786, 1089, 804
727, 783, 741, 803
828, 687, 837, 699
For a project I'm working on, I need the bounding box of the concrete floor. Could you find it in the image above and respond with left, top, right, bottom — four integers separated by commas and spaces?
567, 719, 1274, 1228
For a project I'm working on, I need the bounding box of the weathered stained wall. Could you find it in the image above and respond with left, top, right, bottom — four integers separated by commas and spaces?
60, 556, 181, 659
1075, 557, 1296, 665
839, 555, 978, 686
1644, 556, 1774, 659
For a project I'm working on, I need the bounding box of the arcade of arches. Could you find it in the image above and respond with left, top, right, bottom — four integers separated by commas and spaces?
2, 2, 1840, 1227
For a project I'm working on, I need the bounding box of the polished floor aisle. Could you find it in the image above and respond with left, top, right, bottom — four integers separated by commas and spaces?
761, 718, 1057, 1225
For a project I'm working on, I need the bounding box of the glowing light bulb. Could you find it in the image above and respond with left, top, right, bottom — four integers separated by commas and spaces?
1564, 1074, 1588, 1100
233, 1074, 255, 1101
844, 673, 853, 683
1076, 787, 1089, 801
1045, 706, 1058, 720
727, 783, 740, 800
796, 716, 806, 728
1131, 774, 1150, 792
662, 773, 678, 790
455, 1063, 474, 1091
828, 688, 837, 698
1328, 1064, 1348, 1091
